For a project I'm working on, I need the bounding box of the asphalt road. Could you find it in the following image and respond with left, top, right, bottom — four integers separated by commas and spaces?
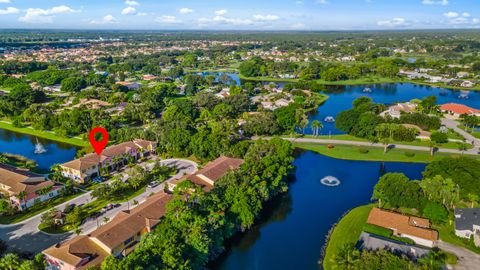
0, 158, 197, 255
438, 240, 480, 270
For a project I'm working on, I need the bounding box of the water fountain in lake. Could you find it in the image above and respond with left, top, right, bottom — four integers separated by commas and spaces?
324, 116, 335, 123
363, 87, 372, 93
458, 91, 470, 99
320, 176, 341, 187
34, 138, 47, 154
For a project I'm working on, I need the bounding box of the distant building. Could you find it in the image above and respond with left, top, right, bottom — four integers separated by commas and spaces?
439, 103, 480, 118
168, 156, 244, 192
115, 81, 141, 90
366, 208, 438, 248
59, 140, 156, 183
142, 74, 158, 81
454, 208, 480, 246
0, 163, 62, 211
43, 191, 172, 270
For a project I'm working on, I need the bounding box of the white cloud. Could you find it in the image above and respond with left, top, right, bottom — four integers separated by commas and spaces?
0, 6, 18, 15
316, 0, 328, 4
377, 17, 409, 27
125, 0, 139, 6
212, 15, 253, 26
215, 9, 227, 16
422, 0, 448, 5
295, 1, 303, 4
19, 5, 76, 24
443, 11, 474, 25
0, 0, 11, 3
443, 12, 458, 18
90, 14, 118, 24
253, 14, 280, 21
137, 12, 147, 16
121, 6, 136, 15
156, 15, 182, 24
179, 8, 194, 14
290, 23, 305, 29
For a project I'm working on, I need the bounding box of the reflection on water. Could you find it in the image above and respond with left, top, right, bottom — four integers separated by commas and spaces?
0, 129, 79, 169
214, 151, 426, 270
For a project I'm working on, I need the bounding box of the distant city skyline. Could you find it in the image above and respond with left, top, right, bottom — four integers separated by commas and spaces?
0, 0, 479, 30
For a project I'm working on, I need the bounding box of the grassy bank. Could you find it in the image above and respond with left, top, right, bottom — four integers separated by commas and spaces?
0, 121, 88, 148
298, 134, 473, 150
434, 222, 480, 254
238, 74, 299, 83
294, 142, 478, 163
323, 204, 374, 270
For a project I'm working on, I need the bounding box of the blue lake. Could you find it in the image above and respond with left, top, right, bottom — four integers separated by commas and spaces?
0, 128, 78, 169
214, 150, 426, 270
309, 83, 480, 135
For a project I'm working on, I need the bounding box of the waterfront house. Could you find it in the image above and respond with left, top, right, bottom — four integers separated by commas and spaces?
439, 103, 480, 119
115, 81, 141, 90
168, 156, 244, 192
358, 232, 430, 260
454, 208, 480, 246
43, 191, 172, 270
59, 139, 156, 183
366, 208, 438, 248
0, 163, 62, 211
380, 102, 417, 119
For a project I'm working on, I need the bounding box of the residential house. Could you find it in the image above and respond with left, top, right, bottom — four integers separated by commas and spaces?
439, 103, 480, 119
142, 74, 157, 81
168, 156, 244, 192
43, 192, 172, 270
454, 208, 480, 246
380, 102, 417, 119
105, 102, 128, 116
0, 163, 62, 211
358, 232, 430, 260
367, 208, 438, 247
59, 140, 157, 183
457, 71, 470, 79
461, 80, 475, 88
115, 81, 141, 90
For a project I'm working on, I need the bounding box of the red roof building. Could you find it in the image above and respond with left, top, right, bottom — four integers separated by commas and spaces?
440, 103, 480, 117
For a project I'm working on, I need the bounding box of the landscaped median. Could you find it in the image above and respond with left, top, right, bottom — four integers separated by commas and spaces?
294, 142, 477, 163
0, 121, 89, 148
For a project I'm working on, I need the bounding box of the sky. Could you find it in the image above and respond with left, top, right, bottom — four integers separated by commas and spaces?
0, 0, 479, 30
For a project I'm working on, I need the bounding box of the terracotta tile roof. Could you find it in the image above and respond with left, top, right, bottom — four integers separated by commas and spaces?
90, 192, 172, 250
440, 103, 480, 115
367, 208, 438, 241
0, 163, 47, 195
195, 156, 244, 183
43, 235, 108, 269
171, 156, 244, 192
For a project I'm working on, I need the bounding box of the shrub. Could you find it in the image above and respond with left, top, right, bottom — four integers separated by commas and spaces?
358, 147, 369, 154
404, 151, 415, 157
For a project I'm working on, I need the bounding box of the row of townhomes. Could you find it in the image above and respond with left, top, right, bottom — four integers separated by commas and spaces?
0, 163, 62, 211
59, 139, 157, 183
43, 156, 244, 270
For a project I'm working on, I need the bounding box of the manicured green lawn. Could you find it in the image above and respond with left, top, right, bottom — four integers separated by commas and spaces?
294, 142, 478, 163
434, 222, 480, 254
323, 204, 374, 270
298, 134, 472, 150
0, 121, 89, 148
0, 192, 84, 224
363, 223, 415, 245
38, 223, 74, 234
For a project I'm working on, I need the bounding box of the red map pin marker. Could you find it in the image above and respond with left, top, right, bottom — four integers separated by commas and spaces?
89, 127, 109, 156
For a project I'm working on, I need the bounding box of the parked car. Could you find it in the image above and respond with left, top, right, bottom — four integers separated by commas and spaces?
92, 176, 104, 183
147, 181, 159, 188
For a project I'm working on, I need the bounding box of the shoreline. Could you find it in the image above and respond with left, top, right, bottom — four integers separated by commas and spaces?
196, 70, 479, 92
0, 121, 88, 148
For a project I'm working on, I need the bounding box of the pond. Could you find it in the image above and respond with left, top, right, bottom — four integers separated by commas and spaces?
0, 128, 79, 169
308, 83, 480, 135
213, 150, 426, 270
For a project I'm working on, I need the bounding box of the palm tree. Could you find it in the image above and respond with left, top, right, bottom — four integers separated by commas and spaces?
311, 120, 323, 136
331, 244, 360, 269
457, 143, 469, 155
74, 227, 83, 236
103, 217, 110, 224
375, 123, 396, 154
428, 141, 437, 157
18, 191, 26, 211
0, 154, 8, 164
468, 193, 478, 208
0, 253, 20, 270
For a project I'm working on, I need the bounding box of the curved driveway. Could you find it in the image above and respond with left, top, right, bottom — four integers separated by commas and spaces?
0, 158, 197, 254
